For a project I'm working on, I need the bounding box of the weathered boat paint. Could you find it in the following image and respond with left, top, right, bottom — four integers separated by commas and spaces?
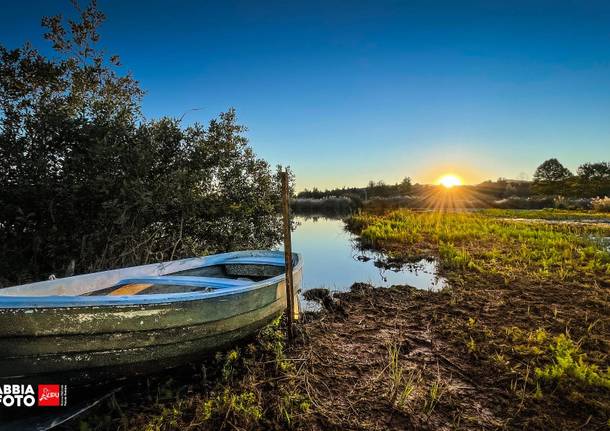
0, 250, 302, 381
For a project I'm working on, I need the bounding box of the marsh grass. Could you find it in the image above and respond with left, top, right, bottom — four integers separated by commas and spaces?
386, 341, 422, 411
535, 333, 610, 390
423, 378, 445, 417
592, 196, 610, 212
483, 208, 610, 220
349, 209, 610, 282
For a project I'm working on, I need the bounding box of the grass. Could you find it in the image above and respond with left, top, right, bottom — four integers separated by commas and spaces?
348, 209, 610, 282
386, 341, 421, 411
423, 378, 445, 416
73, 316, 312, 431
482, 208, 610, 220
535, 333, 610, 390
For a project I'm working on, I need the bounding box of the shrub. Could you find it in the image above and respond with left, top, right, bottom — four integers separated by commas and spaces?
363, 195, 423, 211
591, 196, 610, 212
553, 196, 592, 210
493, 196, 554, 209
0, 3, 288, 285
492, 195, 593, 210
291, 196, 358, 215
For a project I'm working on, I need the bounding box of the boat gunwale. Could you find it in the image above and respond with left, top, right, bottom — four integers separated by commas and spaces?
0, 251, 302, 309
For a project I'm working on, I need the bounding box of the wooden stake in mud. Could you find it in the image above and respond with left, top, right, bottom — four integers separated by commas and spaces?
281, 170, 295, 341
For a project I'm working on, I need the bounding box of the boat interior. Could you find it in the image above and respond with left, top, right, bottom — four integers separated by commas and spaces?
0, 253, 293, 299
86, 258, 285, 296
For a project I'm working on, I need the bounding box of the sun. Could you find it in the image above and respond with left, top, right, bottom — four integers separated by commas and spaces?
438, 174, 462, 188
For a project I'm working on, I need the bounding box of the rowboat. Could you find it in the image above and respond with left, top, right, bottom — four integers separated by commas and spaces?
0, 250, 302, 382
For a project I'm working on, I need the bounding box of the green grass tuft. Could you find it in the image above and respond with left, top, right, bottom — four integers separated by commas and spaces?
535, 334, 610, 390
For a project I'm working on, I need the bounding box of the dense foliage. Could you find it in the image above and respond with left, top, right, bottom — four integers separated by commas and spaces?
0, 2, 288, 285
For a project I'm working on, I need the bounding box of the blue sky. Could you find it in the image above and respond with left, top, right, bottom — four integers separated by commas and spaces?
1, 1, 609, 190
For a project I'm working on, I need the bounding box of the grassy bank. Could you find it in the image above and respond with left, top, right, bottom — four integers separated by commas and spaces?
348, 209, 610, 281
482, 208, 610, 221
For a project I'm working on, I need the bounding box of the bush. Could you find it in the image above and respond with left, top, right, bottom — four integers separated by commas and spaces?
363, 196, 423, 211
0, 3, 287, 285
492, 195, 593, 210
492, 196, 554, 209
553, 196, 592, 210
591, 196, 610, 212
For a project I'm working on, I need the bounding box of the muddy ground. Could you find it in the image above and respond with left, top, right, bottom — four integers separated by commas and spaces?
294, 274, 609, 430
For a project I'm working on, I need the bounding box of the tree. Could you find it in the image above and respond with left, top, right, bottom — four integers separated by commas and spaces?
398, 177, 412, 195
532, 159, 572, 196
577, 162, 610, 181
577, 162, 610, 197
533, 159, 572, 183
0, 1, 287, 285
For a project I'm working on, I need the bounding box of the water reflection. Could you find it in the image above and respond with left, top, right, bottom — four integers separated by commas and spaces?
287, 215, 447, 310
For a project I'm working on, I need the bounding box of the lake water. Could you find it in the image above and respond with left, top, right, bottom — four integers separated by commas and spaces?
286, 215, 447, 309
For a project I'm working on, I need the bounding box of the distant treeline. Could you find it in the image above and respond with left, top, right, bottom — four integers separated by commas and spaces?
529, 159, 610, 198
291, 197, 359, 216
298, 159, 610, 200
294, 159, 610, 214
298, 177, 413, 200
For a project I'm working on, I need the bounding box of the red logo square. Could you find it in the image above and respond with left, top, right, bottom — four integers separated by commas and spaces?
38, 384, 60, 406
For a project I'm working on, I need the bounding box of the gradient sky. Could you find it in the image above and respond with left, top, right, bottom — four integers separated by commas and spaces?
1, 1, 609, 190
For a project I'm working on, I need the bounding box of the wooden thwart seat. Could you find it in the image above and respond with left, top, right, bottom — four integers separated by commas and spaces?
109, 283, 154, 296
109, 276, 251, 296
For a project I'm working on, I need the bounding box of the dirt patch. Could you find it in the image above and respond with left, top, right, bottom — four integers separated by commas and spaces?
296, 285, 506, 430
293, 274, 609, 430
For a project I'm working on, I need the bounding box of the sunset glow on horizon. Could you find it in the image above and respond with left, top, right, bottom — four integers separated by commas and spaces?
438, 174, 463, 188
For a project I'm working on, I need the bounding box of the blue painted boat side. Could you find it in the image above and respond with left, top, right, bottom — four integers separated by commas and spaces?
0, 250, 295, 298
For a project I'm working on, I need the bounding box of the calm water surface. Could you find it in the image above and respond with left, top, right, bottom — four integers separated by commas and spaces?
286, 216, 446, 308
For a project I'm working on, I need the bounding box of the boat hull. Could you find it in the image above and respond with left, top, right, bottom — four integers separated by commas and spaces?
0, 251, 302, 382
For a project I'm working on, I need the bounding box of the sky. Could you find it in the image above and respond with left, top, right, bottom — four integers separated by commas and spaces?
1, 1, 609, 190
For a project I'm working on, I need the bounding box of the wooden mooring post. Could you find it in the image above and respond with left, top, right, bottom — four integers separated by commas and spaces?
281, 170, 296, 341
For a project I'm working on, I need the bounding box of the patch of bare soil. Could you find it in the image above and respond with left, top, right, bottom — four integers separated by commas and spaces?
292, 275, 609, 430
